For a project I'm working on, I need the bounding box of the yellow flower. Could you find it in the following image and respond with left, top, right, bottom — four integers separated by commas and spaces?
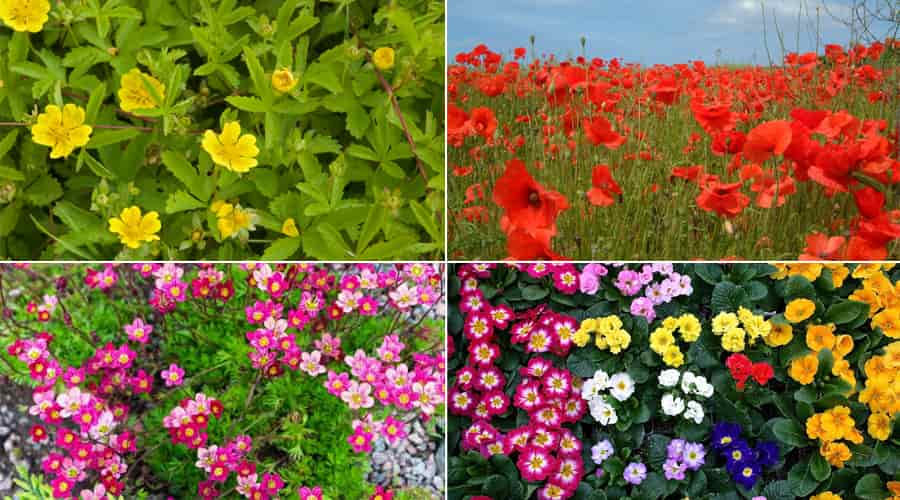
712, 312, 739, 334
31, 104, 93, 159
873, 308, 900, 338
661, 345, 684, 367
677, 314, 702, 342
820, 441, 851, 468
118, 68, 165, 112
806, 323, 836, 352
789, 353, 818, 385
212, 201, 255, 239
785, 298, 816, 323
831, 358, 856, 390
281, 218, 299, 237
0, 0, 50, 32
742, 315, 771, 344
833, 334, 854, 358
271, 68, 297, 93
764, 322, 793, 347
721, 327, 746, 352
372, 47, 395, 70
810, 492, 842, 500
201, 121, 259, 173
572, 328, 590, 347
825, 264, 850, 287
868, 413, 892, 441
108, 206, 161, 249
649, 327, 676, 354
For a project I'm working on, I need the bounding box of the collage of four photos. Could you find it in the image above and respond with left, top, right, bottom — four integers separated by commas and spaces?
0, 0, 898, 499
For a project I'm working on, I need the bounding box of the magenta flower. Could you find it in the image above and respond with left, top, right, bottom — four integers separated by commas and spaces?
124, 317, 153, 344
298, 486, 323, 500
161, 363, 185, 387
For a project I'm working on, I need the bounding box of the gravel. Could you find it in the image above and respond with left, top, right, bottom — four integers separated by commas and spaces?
0, 379, 52, 498
366, 415, 445, 498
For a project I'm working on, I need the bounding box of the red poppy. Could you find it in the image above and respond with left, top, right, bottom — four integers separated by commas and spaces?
711, 130, 746, 156
447, 104, 473, 147
469, 107, 498, 141
807, 145, 858, 192
690, 99, 736, 133
670, 165, 705, 183
696, 181, 750, 218
492, 158, 569, 231
800, 233, 846, 260
743, 120, 792, 163
853, 186, 885, 218
846, 235, 888, 260
514, 47, 527, 60
505, 226, 566, 260
586, 165, 623, 207
582, 115, 626, 149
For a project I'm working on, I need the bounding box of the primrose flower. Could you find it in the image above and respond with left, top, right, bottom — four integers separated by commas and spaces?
271, 68, 298, 93
31, 104, 93, 158
623, 462, 647, 485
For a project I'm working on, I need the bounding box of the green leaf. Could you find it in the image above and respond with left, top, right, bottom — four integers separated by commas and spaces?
242, 47, 270, 100
409, 200, 440, 243
711, 281, 747, 312
808, 452, 830, 481
260, 237, 301, 260
773, 418, 808, 448
356, 204, 386, 254
0, 129, 20, 161
165, 191, 206, 213
0, 165, 25, 182
87, 129, 141, 149
824, 300, 870, 325
53, 200, 114, 243
521, 285, 549, 301
226, 96, 269, 113
358, 235, 419, 260
855, 473, 889, 500
23, 175, 63, 206
84, 82, 107, 124
0, 202, 21, 236
161, 151, 212, 201
481, 475, 509, 498
761, 480, 795, 500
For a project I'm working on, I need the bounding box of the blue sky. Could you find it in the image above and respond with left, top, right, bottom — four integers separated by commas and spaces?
448, 0, 895, 65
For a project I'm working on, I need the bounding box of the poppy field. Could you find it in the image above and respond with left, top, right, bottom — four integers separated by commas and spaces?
0, 0, 445, 260
0, 263, 445, 499
448, 262, 900, 500
448, 42, 900, 260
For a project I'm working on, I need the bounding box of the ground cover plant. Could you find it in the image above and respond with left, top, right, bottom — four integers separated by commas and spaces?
0, 262, 446, 499
448, 262, 900, 500
447, 40, 899, 260
0, 0, 445, 260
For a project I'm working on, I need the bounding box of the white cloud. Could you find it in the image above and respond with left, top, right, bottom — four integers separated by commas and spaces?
709, 0, 851, 26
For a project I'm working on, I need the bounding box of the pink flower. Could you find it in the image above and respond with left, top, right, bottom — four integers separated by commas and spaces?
347, 428, 374, 453
124, 317, 153, 344
298, 486, 323, 500
380, 416, 407, 445
340, 381, 374, 410
300, 351, 326, 376
162, 363, 185, 387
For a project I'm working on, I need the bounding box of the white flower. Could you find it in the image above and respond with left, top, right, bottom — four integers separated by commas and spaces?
661, 393, 685, 416
695, 377, 714, 398
658, 369, 680, 387
680, 371, 696, 393
589, 398, 618, 425
581, 378, 602, 401
608, 373, 635, 401
591, 369, 610, 389
684, 400, 705, 424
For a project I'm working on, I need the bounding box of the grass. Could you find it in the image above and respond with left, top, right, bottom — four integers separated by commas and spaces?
448, 44, 899, 260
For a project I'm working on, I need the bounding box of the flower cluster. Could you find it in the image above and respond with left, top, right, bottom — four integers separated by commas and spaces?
662, 439, 706, 481
581, 369, 635, 425
573, 316, 631, 353
806, 406, 864, 468
582, 264, 693, 322
859, 341, 900, 441
711, 307, 772, 352
162, 393, 224, 450
657, 369, 713, 424
710, 423, 779, 489
648, 313, 702, 366
725, 354, 773, 390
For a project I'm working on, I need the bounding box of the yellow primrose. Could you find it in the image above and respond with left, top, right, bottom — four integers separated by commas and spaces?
372, 47, 395, 70
868, 412, 892, 441
118, 68, 165, 112
785, 298, 816, 323
108, 206, 161, 249
721, 327, 745, 352
201, 121, 259, 173
788, 353, 818, 385
31, 104, 93, 159
806, 323, 836, 352
764, 322, 793, 347
873, 307, 900, 338
677, 314, 702, 342
711, 312, 739, 334
810, 492, 842, 500
0, 0, 50, 32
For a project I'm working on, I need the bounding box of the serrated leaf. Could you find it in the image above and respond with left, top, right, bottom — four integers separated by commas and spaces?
226, 96, 269, 112
0, 202, 21, 236
23, 175, 63, 206
87, 128, 140, 149
260, 237, 300, 260
165, 191, 206, 213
